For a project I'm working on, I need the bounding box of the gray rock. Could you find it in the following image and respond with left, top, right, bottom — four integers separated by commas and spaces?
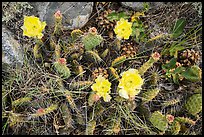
31, 2, 93, 29
2, 25, 24, 66
121, 2, 164, 11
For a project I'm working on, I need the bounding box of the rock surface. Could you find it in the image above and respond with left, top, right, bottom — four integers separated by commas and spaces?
31, 2, 93, 29
121, 2, 164, 11
2, 26, 24, 66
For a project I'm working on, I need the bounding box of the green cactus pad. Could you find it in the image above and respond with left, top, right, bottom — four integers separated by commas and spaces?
181, 65, 202, 82
53, 62, 71, 79
185, 93, 202, 115
71, 29, 83, 42
149, 111, 168, 132
169, 120, 181, 135
175, 117, 196, 125
82, 33, 103, 51
141, 88, 160, 104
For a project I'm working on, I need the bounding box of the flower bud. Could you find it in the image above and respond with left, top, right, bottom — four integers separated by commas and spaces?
151, 52, 160, 61
54, 10, 62, 20
58, 58, 66, 65
89, 27, 97, 35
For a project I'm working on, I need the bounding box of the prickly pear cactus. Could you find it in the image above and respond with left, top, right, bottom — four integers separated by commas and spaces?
82, 28, 103, 51
169, 120, 181, 135
71, 29, 84, 42
185, 93, 202, 115
149, 111, 168, 132
138, 52, 160, 76
174, 117, 196, 125
53, 58, 71, 79
69, 81, 93, 90
181, 65, 202, 82
86, 120, 96, 135
141, 88, 160, 104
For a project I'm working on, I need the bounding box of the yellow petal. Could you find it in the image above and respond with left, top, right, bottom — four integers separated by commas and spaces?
91, 83, 98, 92
103, 93, 112, 102
119, 89, 129, 99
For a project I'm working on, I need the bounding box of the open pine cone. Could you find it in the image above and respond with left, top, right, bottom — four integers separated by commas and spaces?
121, 42, 138, 58
92, 67, 109, 80
96, 9, 116, 31
178, 49, 200, 67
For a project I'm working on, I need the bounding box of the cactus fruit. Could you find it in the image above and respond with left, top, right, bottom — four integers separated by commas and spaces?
138, 52, 160, 76
111, 55, 126, 67
181, 65, 202, 82
184, 93, 202, 115
169, 120, 181, 135
149, 111, 168, 132
71, 29, 83, 42
141, 88, 160, 104
105, 118, 121, 135
53, 58, 71, 79
69, 81, 93, 90
82, 27, 103, 51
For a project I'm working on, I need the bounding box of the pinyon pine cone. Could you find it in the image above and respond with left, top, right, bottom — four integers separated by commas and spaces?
92, 67, 109, 80
121, 42, 138, 58
178, 49, 200, 67
96, 9, 116, 31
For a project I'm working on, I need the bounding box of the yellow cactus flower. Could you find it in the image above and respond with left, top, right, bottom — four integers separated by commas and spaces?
91, 75, 112, 102
21, 16, 46, 39
114, 18, 132, 40
118, 69, 144, 99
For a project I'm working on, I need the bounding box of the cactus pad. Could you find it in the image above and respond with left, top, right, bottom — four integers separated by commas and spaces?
141, 88, 160, 104
149, 111, 168, 132
169, 120, 181, 135
185, 93, 202, 115
82, 33, 103, 51
53, 61, 71, 79
181, 65, 202, 82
